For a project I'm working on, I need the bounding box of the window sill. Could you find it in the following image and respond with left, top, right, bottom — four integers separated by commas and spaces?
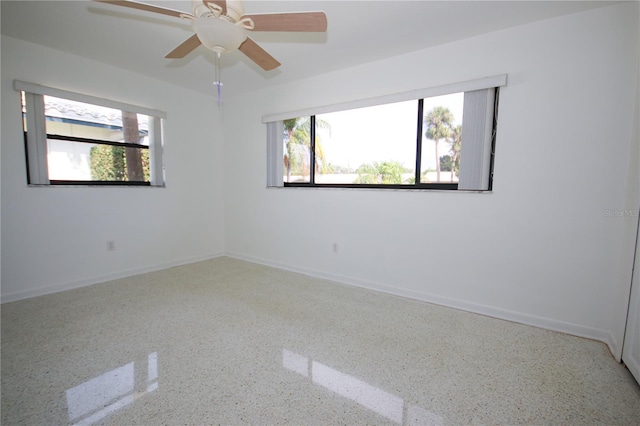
28, 183, 166, 188
269, 185, 490, 193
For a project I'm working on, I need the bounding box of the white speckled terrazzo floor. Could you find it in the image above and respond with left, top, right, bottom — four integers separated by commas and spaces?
2, 257, 639, 425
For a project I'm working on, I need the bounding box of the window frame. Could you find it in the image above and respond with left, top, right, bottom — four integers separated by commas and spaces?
15, 80, 166, 187
265, 75, 506, 191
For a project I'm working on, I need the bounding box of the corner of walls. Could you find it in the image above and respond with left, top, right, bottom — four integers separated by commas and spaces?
611, 13, 640, 361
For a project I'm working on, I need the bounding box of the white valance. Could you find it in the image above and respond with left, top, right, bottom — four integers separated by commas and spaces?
262, 74, 506, 123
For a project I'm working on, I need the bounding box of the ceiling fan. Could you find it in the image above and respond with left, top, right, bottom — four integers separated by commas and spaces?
94, 0, 328, 71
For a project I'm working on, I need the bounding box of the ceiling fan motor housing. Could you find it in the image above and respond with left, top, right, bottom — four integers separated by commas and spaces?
222, 0, 245, 22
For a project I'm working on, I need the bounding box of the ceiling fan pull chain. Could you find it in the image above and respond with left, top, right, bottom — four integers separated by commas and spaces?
214, 50, 223, 106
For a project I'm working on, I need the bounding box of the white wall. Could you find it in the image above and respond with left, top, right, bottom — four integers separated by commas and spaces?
223, 3, 640, 359
1, 36, 225, 302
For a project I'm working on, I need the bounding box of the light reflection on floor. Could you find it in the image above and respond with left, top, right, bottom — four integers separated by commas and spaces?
66, 352, 158, 426
283, 349, 443, 425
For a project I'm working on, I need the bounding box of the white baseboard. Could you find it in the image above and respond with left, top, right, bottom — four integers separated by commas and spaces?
226, 252, 621, 360
0, 252, 225, 304
3, 250, 621, 360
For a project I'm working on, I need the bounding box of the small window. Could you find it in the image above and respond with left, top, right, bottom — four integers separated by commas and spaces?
16, 81, 165, 186
266, 76, 505, 191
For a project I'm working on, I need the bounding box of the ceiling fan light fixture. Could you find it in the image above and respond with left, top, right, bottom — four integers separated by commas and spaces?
192, 17, 246, 53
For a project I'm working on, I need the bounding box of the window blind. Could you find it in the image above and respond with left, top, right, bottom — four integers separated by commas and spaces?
458, 88, 497, 191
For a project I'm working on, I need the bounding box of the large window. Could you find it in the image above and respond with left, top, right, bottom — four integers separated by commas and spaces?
266, 75, 505, 191
15, 81, 165, 186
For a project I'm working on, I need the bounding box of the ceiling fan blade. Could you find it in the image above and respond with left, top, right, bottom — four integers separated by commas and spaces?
165, 34, 202, 59
203, 0, 227, 15
238, 37, 281, 71
93, 0, 192, 19
242, 12, 327, 32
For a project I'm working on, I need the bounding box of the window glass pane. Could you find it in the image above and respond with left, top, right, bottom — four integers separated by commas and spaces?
315, 101, 417, 185
420, 92, 464, 183
47, 139, 149, 182
283, 117, 311, 183
43, 95, 149, 145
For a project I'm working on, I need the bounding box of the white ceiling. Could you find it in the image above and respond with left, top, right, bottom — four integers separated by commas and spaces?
1, 0, 614, 97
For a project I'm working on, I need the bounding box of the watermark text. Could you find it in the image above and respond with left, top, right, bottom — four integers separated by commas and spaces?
604, 209, 639, 217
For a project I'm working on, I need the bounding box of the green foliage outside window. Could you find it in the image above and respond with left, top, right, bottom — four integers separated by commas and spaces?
355, 161, 411, 184
90, 145, 149, 181
283, 117, 331, 181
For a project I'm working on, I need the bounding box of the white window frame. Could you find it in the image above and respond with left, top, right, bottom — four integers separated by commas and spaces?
265, 75, 506, 191
14, 80, 166, 187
